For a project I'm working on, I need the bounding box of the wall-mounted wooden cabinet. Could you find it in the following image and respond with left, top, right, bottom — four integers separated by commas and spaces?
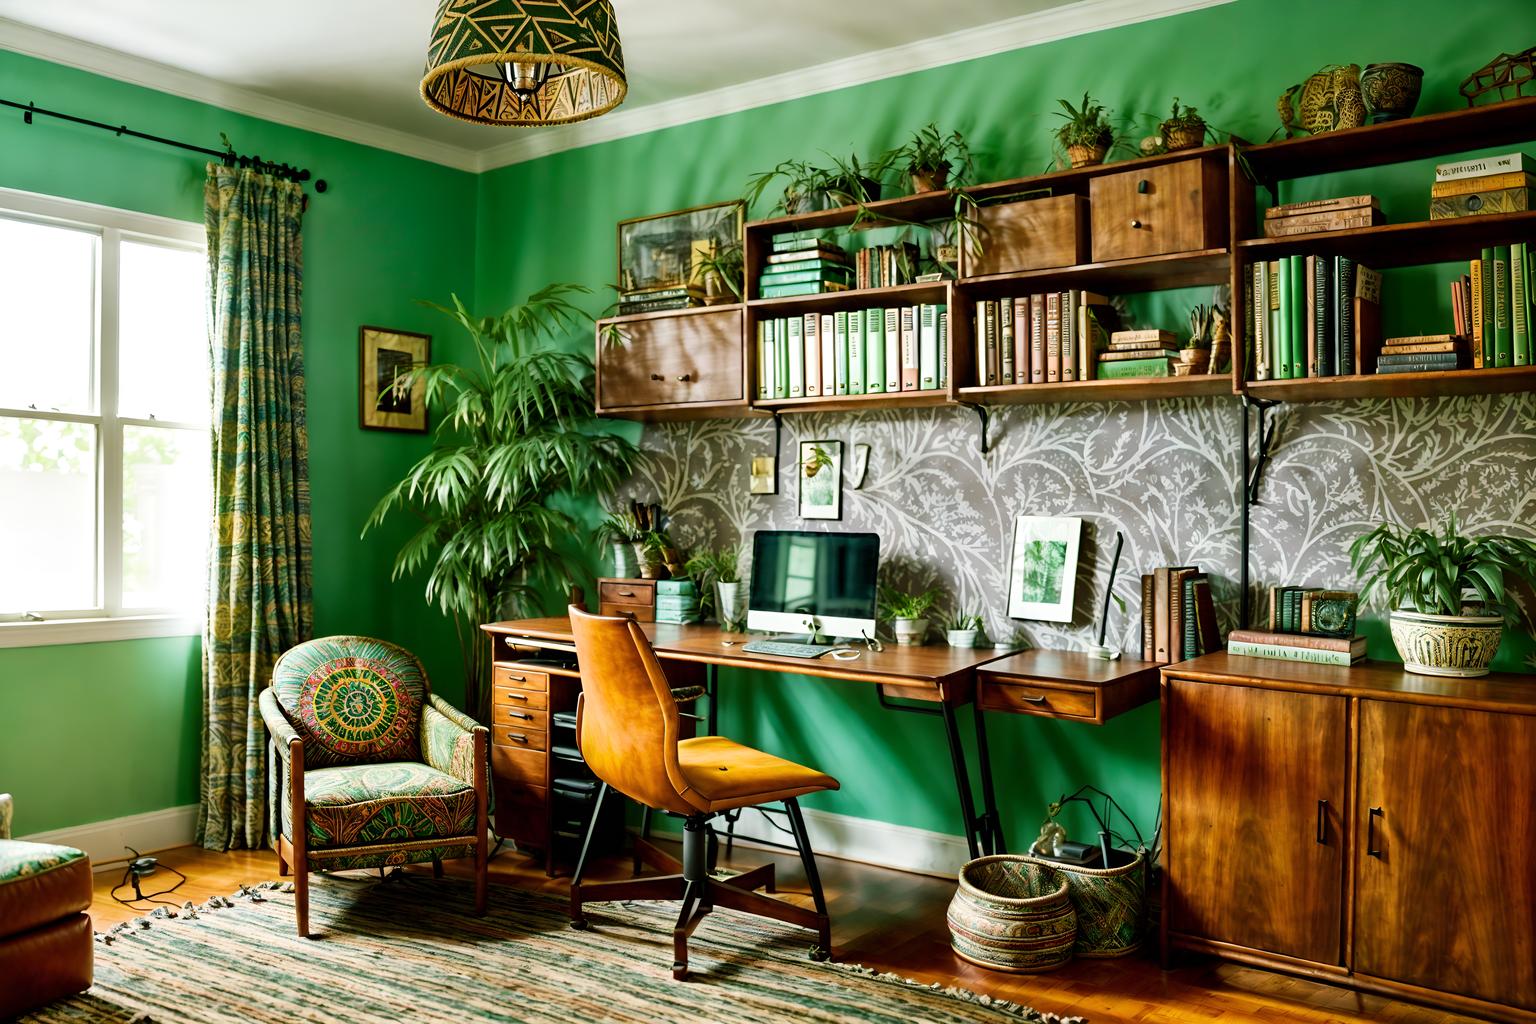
1089, 156, 1226, 262
1164, 653, 1536, 1022
595, 305, 752, 420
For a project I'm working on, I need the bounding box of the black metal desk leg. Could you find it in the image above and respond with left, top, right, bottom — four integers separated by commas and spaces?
973, 707, 1005, 855
940, 702, 983, 861
706, 663, 719, 737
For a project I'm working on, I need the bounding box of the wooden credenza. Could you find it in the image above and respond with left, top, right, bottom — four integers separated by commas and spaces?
1162, 653, 1536, 1023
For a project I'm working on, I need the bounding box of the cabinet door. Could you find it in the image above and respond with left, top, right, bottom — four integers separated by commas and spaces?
597, 307, 743, 410
1355, 700, 1536, 1010
1089, 157, 1223, 261
1166, 678, 1348, 964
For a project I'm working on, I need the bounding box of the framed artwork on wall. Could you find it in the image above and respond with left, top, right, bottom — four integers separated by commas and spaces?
1007, 515, 1083, 622
359, 326, 430, 433
617, 200, 744, 296
797, 440, 843, 520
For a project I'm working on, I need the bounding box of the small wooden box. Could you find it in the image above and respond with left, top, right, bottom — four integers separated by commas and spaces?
595, 306, 744, 413
1089, 156, 1225, 262
597, 577, 656, 620
961, 194, 1089, 278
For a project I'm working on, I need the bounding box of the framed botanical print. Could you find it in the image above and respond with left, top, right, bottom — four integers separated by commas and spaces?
1007, 515, 1083, 622
359, 326, 430, 433
617, 200, 744, 295
798, 440, 843, 520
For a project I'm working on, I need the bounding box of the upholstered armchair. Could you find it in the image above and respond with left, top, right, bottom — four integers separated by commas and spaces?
259, 636, 489, 937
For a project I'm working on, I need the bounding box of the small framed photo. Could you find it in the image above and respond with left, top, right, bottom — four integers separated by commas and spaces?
359, 326, 430, 433
1007, 515, 1083, 622
750, 455, 777, 495
797, 440, 843, 520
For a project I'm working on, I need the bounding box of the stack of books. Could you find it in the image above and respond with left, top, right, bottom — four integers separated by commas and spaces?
654, 579, 700, 625
757, 305, 948, 399
1101, 329, 1178, 380
1262, 195, 1382, 237
759, 236, 853, 298
618, 284, 703, 316
1429, 152, 1532, 221
854, 243, 920, 290
1375, 334, 1466, 375
972, 291, 1119, 386
1459, 245, 1533, 368
1141, 566, 1220, 663
1227, 586, 1365, 666
1247, 257, 1381, 380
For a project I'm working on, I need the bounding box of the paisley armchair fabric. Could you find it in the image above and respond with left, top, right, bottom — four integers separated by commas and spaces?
271, 636, 427, 768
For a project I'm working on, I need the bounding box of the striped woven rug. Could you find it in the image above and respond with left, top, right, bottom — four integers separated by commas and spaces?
24, 874, 1082, 1023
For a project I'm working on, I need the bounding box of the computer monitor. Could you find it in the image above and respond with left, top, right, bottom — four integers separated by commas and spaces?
747, 530, 879, 640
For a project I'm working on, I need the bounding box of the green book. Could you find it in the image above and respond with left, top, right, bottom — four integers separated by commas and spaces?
760, 281, 843, 298
1494, 245, 1513, 367
864, 306, 886, 394
786, 315, 804, 397
847, 309, 865, 395
1513, 243, 1529, 367
1228, 639, 1360, 667
764, 256, 850, 273
771, 233, 824, 254
919, 304, 939, 389
938, 309, 949, 389
757, 320, 771, 400
1276, 257, 1292, 378
775, 318, 789, 399
1288, 254, 1307, 378
1096, 357, 1174, 379
833, 310, 850, 396
759, 267, 853, 287
1481, 246, 1497, 367
655, 580, 697, 596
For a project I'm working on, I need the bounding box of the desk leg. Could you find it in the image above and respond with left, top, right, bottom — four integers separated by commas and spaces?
939, 702, 983, 862
973, 708, 1005, 855
705, 663, 719, 737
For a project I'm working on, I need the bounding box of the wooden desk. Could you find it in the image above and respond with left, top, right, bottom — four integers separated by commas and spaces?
481, 616, 1019, 862
977, 649, 1162, 725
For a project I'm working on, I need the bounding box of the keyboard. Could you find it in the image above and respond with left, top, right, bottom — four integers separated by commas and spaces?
741, 639, 838, 659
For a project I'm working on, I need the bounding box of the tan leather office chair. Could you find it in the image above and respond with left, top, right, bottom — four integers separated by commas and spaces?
567, 606, 839, 979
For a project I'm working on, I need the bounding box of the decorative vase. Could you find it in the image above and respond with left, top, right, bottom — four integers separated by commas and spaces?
946, 856, 1077, 973
910, 164, 950, 194
1279, 64, 1367, 137
892, 617, 929, 646
716, 580, 745, 630
1162, 121, 1205, 151
946, 628, 979, 648
1361, 62, 1424, 122
1388, 609, 1504, 677
1065, 143, 1108, 168
611, 542, 639, 578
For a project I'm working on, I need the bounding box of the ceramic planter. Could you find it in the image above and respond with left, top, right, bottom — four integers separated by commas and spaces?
946, 629, 979, 648
1389, 610, 1504, 677
716, 580, 745, 630
1065, 143, 1108, 168
910, 164, 950, 194
1361, 62, 1424, 122
827, 176, 882, 207
892, 617, 929, 646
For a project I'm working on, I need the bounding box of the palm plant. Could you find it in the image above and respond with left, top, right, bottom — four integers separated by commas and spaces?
364, 284, 637, 720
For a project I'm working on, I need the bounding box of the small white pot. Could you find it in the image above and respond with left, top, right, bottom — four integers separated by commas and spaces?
946, 629, 979, 648
1389, 609, 1504, 678
716, 580, 744, 630
892, 617, 929, 646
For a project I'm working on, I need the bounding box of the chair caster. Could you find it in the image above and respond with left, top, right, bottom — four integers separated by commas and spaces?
569, 918, 589, 930
809, 945, 830, 962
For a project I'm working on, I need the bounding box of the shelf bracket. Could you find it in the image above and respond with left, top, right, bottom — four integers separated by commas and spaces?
959, 402, 991, 455
1243, 395, 1282, 506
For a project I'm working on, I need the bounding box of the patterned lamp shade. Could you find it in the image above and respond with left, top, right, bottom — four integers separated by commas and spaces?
421, 0, 627, 127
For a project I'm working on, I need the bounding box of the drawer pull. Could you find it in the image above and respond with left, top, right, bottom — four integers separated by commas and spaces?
1367, 806, 1383, 857
1130, 218, 1143, 229
503, 674, 525, 682
507, 711, 532, 721
1018, 693, 1047, 704
508, 732, 529, 743
1137, 178, 1149, 194
1316, 799, 1328, 845
650, 373, 664, 381
617, 589, 636, 597
675, 373, 692, 382
507, 692, 529, 701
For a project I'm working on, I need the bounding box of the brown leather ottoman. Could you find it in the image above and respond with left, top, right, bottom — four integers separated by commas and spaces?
0, 840, 94, 1018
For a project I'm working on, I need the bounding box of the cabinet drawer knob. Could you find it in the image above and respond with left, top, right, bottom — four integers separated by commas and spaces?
1130, 218, 1143, 229
1137, 178, 1149, 194
649, 373, 664, 381
1367, 806, 1384, 857
675, 373, 692, 382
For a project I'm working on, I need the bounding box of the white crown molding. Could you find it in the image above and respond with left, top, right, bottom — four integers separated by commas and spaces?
0, 18, 483, 173
20, 804, 200, 872
473, 0, 1235, 171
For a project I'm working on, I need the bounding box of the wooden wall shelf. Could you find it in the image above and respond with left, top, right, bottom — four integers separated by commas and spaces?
1245, 364, 1536, 402
755, 390, 953, 414
747, 280, 949, 315
958, 248, 1230, 296
958, 374, 1233, 406
1237, 211, 1536, 268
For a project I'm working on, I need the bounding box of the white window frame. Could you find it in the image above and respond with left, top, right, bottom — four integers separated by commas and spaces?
0, 186, 205, 649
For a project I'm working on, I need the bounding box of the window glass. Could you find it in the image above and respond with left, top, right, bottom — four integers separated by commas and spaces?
0, 417, 97, 612
119, 240, 207, 423
0, 217, 98, 413
122, 424, 207, 610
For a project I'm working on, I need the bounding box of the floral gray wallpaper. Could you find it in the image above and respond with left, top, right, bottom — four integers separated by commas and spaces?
617, 393, 1536, 657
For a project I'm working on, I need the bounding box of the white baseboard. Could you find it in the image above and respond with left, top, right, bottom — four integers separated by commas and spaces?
18, 804, 200, 872
651, 806, 969, 879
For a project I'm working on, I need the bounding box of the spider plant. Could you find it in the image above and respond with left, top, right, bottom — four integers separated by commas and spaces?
884, 123, 974, 192
743, 158, 837, 215
689, 242, 745, 304
363, 283, 638, 721
878, 584, 945, 621
1349, 515, 1536, 621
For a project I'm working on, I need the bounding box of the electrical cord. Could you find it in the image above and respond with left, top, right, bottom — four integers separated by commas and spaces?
110, 847, 188, 909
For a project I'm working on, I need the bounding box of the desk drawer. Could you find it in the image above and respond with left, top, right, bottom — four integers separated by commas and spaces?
600, 580, 655, 606
494, 665, 549, 691
980, 680, 1097, 720
493, 684, 548, 710
492, 744, 547, 785
493, 704, 548, 731
494, 725, 548, 752
599, 601, 655, 621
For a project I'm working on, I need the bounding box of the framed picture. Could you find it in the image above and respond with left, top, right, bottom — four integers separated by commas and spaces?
750, 455, 777, 495
617, 200, 744, 296
797, 440, 843, 520
359, 326, 430, 433
1007, 515, 1083, 622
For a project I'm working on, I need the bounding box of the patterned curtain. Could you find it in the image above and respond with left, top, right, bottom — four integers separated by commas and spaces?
196, 165, 313, 851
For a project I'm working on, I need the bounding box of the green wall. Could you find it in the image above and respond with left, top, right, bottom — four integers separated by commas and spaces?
472, 0, 1526, 847
0, 50, 478, 836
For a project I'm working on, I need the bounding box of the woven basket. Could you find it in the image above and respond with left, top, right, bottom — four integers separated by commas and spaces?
1025, 849, 1148, 957
946, 856, 1077, 973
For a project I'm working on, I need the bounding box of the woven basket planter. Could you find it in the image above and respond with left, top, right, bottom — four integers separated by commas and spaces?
1024, 849, 1148, 957
946, 856, 1077, 973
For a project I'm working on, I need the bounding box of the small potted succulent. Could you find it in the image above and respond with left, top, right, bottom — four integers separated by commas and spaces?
1178, 304, 1213, 375
1349, 516, 1536, 677
945, 612, 984, 648
593, 510, 644, 577
684, 546, 744, 630
887, 123, 973, 194
1158, 98, 1207, 151
1054, 92, 1115, 168
879, 583, 945, 646
691, 242, 744, 305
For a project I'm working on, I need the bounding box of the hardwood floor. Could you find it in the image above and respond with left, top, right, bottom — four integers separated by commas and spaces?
90, 840, 1480, 1024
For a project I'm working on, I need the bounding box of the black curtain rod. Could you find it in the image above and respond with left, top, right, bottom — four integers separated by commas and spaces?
1, 97, 326, 193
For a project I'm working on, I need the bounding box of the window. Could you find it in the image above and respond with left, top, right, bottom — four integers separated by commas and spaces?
0, 188, 208, 646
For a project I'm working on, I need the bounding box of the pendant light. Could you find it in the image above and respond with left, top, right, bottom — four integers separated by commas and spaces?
421, 0, 627, 127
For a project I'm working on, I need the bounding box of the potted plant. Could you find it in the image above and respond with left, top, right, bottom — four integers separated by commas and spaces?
945, 612, 984, 648
690, 242, 744, 305
684, 546, 744, 629
1158, 98, 1207, 151
1349, 516, 1536, 677
886, 123, 973, 194
1178, 304, 1213, 375
593, 509, 644, 577
744, 158, 836, 215
1054, 92, 1116, 168
879, 583, 945, 646
825, 151, 889, 207
364, 284, 637, 720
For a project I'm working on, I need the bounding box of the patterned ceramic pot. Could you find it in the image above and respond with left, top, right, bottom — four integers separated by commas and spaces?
947, 856, 1077, 973
1361, 62, 1424, 122
1389, 610, 1504, 677
1024, 849, 1148, 957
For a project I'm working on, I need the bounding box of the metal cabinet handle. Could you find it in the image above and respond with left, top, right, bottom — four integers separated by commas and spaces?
649, 373, 664, 381
1130, 218, 1143, 229
1137, 178, 1149, 194
503, 674, 525, 682
617, 589, 635, 597
675, 373, 692, 382
508, 732, 528, 743
506, 692, 529, 701
1316, 799, 1328, 845
1018, 693, 1047, 704
507, 711, 531, 721
1367, 807, 1384, 857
